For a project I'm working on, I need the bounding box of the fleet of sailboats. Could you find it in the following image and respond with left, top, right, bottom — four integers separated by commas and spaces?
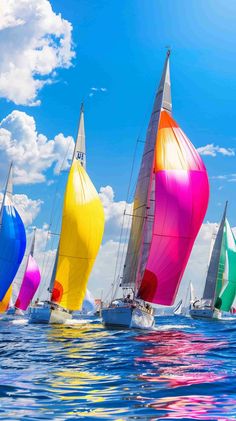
0, 51, 236, 327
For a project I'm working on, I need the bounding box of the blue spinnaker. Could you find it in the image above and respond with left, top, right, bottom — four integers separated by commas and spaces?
0, 203, 26, 300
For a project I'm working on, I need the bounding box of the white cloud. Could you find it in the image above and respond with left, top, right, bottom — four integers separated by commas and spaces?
88, 87, 107, 98
0, 0, 74, 105
197, 144, 235, 157
176, 222, 218, 303
0, 110, 74, 184
89, 240, 126, 300
0, 192, 42, 226
99, 185, 133, 240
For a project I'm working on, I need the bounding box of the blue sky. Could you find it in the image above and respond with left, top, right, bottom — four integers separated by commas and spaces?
1, 0, 236, 298
1, 0, 236, 223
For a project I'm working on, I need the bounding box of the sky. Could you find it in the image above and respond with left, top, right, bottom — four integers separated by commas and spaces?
0, 0, 236, 302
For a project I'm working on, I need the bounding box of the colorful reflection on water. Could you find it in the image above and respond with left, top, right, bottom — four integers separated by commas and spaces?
0, 316, 236, 419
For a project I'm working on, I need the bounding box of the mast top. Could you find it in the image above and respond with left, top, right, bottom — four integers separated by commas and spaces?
72, 102, 86, 168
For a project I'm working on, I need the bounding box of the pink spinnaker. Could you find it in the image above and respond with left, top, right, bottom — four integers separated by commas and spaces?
15, 254, 41, 311
138, 111, 209, 305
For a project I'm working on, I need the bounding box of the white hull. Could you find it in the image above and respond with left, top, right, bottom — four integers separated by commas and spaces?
102, 305, 154, 329
189, 307, 222, 320
29, 303, 72, 324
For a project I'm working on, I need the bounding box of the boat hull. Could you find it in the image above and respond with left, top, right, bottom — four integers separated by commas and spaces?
189, 307, 222, 320
101, 306, 154, 329
29, 303, 72, 324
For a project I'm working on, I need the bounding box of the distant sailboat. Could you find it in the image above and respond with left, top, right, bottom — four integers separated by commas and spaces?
102, 50, 209, 329
173, 299, 183, 315
29, 105, 104, 324
14, 229, 41, 312
190, 202, 236, 320
0, 164, 26, 301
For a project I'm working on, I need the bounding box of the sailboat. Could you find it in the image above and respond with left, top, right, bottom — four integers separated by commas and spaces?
29, 104, 104, 324
0, 164, 26, 301
12, 229, 41, 314
190, 202, 236, 320
102, 50, 209, 329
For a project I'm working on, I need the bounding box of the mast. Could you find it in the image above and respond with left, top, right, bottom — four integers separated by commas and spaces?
203, 201, 228, 305
0, 163, 13, 226
122, 50, 172, 290
72, 103, 86, 168
49, 102, 86, 297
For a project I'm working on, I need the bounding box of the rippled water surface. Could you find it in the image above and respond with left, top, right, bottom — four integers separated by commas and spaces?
0, 315, 236, 420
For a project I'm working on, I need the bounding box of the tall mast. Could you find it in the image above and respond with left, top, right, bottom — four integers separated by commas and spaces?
72, 103, 86, 168
0, 163, 13, 227
203, 201, 228, 304
50, 103, 86, 297
122, 50, 172, 290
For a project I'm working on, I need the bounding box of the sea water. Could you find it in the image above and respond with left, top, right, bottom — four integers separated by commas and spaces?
0, 315, 235, 420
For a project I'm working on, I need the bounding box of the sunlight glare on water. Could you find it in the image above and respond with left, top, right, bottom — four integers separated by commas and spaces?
0, 315, 236, 420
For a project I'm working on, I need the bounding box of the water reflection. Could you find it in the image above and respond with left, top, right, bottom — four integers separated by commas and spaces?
46, 323, 124, 418
134, 326, 232, 418
149, 394, 236, 420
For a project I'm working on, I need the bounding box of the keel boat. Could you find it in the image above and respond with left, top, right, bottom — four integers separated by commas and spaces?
190, 202, 236, 320
102, 50, 209, 329
29, 105, 104, 324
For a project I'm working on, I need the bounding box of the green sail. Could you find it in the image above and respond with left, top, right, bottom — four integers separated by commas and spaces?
215, 219, 236, 312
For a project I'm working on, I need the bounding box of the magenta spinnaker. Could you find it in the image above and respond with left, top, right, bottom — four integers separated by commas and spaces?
15, 255, 41, 311
138, 111, 209, 305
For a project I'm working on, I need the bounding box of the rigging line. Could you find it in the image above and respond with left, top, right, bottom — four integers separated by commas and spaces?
111, 96, 155, 297
40, 140, 72, 279
111, 138, 139, 299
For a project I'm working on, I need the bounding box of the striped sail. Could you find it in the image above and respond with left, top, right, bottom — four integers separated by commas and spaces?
51, 106, 105, 311
15, 230, 41, 311
122, 51, 209, 306
0, 165, 26, 300
138, 110, 209, 305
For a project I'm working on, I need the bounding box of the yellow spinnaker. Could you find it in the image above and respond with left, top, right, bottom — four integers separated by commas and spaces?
52, 160, 104, 311
0, 285, 12, 313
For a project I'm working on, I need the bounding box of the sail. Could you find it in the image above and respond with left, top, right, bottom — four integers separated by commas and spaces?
138, 110, 209, 305
122, 50, 172, 288
0, 165, 26, 300
216, 219, 236, 312
190, 282, 195, 304
203, 203, 227, 302
73, 103, 86, 168
174, 299, 182, 315
0, 285, 12, 313
82, 288, 96, 314
15, 230, 41, 311
51, 108, 104, 311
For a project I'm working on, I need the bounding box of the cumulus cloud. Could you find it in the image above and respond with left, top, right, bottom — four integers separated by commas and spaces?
0, 110, 74, 184
89, 240, 126, 300
99, 185, 132, 240
197, 144, 235, 157
0, 192, 42, 226
176, 222, 218, 303
0, 0, 74, 105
